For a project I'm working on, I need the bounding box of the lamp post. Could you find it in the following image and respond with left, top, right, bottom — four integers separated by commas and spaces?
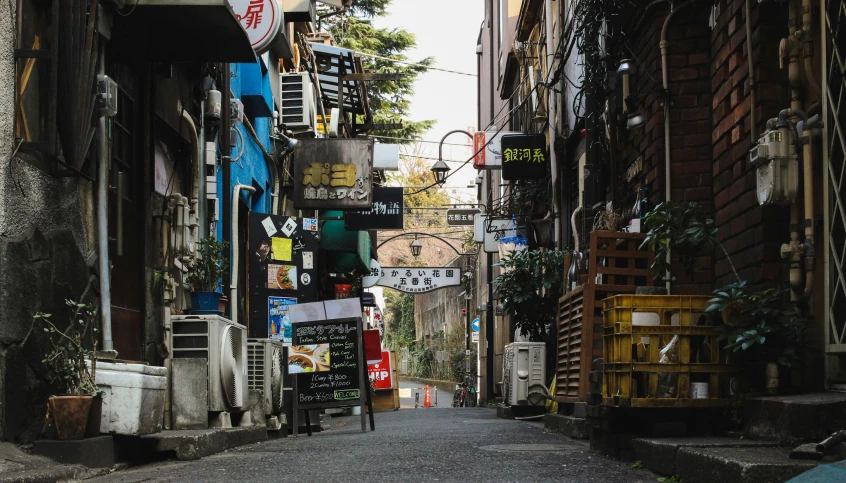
430, 130, 474, 186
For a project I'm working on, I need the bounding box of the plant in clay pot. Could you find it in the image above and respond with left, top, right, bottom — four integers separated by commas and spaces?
186, 237, 229, 314
33, 300, 101, 440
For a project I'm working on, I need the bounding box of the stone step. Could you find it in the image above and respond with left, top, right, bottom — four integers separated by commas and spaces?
633, 437, 823, 483
743, 393, 846, 445
543, 413, 589, 440
139, 426, 267, 461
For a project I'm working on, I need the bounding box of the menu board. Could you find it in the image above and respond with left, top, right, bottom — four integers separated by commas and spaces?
291, 317, 365, 412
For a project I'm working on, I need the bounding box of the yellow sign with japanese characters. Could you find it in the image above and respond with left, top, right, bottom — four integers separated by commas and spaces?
293, 139, 374, 209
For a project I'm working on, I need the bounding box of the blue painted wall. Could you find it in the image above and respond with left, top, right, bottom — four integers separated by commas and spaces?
215, 58, 276, 242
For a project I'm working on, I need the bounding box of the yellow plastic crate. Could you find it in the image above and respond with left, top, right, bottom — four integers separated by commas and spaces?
601, 295, 734, 408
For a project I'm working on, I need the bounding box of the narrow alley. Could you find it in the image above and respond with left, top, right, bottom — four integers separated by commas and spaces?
85, 408, 647, 483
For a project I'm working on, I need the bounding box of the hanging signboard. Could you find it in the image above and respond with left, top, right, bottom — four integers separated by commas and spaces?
473, 130, 519, 169
344, 187, 404, 230
374, 267, 461, 293
291, 314, 368, 436
368, 350, 393, 391
293, 138, 374, 210
500, 134, 549, 180
228, 0, 283, 55
481, 216, 514, 253
446, 208, 481, 226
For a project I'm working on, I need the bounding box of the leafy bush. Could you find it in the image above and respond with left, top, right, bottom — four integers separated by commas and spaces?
186, 237, 229, 292
705, 282, 806, 367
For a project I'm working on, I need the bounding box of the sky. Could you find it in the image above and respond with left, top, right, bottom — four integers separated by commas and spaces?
373, 0, 484, 199
367, 1, 484, 316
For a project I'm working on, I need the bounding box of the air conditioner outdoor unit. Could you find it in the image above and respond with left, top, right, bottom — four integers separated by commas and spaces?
502, 342, 546, 407
279, 72, 315, 132
170, 314, 248, 412
247, 339, 285, 420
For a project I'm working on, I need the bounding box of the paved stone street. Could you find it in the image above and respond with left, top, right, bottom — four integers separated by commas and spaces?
86, 408, 653, 483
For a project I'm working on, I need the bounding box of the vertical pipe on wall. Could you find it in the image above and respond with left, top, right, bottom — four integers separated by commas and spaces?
545, 0, 561, 249
97, 48, 114, 351
199, 98, 207, 239
485, 0, 496, 403
221, 64, 232, 314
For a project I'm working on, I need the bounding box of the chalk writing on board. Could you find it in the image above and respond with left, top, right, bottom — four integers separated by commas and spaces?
334, 389, 360, 400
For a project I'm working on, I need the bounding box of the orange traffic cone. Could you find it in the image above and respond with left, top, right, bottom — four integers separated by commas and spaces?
423, 385, 432, 408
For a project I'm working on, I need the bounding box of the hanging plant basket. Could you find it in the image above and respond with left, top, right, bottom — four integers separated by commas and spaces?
498, 215, 528, 262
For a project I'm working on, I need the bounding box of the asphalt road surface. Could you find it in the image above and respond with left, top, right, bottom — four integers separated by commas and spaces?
86, 408, 653, 483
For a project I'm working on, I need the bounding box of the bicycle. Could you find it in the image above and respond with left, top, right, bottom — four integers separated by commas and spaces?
452, 382, 477, 407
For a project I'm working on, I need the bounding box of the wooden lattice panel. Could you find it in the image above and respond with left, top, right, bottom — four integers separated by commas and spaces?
555, 231, 653, 403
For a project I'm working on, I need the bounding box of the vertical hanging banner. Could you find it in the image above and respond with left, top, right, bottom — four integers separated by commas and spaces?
293, 139, 374, 210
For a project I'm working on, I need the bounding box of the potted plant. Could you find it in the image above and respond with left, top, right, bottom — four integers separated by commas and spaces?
186, 237, 229, 314
641, 201, 741, 284
705, 282, 807, 393
33, 300, 101, 440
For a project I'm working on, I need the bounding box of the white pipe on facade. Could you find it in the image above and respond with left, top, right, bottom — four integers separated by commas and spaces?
180, 108, 201, 267
198, 99, 207, 239
660, 0, 695, 293
162, 306, 173, 430
544, 0, 560, 249
230, 184, 256, 326
96, 48, 113, 351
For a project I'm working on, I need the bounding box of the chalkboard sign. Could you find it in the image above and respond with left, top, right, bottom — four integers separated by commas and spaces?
291, 316, 367, 435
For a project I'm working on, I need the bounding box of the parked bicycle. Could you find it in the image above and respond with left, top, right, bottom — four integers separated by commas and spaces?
452, 382, 477, 407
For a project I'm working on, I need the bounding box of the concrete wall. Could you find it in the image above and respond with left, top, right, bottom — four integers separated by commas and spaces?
0, 1, 101, 443
414, 258, 467, 342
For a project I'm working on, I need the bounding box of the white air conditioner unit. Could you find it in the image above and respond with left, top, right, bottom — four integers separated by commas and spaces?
279, 72, 315, 132
171, 314, 248, 412
502, 342, 546, 407
247, 339, 285, 417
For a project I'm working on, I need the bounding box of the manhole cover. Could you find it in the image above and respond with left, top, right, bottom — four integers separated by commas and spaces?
479, 444, 577, 454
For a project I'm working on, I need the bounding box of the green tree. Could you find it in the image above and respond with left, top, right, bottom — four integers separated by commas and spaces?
320, 0, 434, 141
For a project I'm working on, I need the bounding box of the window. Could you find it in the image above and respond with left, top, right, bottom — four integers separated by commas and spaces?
14, 0, 58, 168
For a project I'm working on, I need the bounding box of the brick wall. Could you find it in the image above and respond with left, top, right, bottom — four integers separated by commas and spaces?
710, 1, 789, 288
619, 1, 791, 293
623, 3, 715, 295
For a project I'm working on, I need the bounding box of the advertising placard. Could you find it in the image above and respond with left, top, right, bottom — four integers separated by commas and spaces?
501, 133, 549, 180
344, 187, 404, 230
293, 138, 374, 210
374, 267, 462, 293
368, 350, 393, 391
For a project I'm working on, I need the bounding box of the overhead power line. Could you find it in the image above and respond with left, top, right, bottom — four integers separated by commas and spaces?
370, 135, 471, 147
356, 52, 477, 77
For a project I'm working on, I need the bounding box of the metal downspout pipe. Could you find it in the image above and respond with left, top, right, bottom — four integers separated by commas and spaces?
96, 48, 113, 351
230, 184, 256, 327
660, 0, 695, 293
545, 0, 560, 249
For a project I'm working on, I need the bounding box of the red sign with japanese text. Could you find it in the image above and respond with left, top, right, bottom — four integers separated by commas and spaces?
367, 350, 393, 391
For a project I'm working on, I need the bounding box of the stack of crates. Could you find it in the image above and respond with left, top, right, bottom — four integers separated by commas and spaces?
602, 295, 734, 408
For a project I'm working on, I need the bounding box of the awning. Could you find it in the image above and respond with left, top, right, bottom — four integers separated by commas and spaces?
109, 0, 255, 63
308, 43, 369, 116
516, 0, 543, 42
320, 211, 371, 271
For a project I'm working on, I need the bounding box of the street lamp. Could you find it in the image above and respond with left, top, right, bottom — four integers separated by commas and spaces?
430, 159, 450, 185
410, 238, 423, 257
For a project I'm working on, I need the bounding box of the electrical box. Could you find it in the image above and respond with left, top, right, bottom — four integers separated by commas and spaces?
96, 75, 118, 117
749, 127, 798, 206
502, 342, 546, 406
230, 99, 245, 125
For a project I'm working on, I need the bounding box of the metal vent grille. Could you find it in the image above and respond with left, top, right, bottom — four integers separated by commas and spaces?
279, 72, 312, 129
247, 341, 266, 391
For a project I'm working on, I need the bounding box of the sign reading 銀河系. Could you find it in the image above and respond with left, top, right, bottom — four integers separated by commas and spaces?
446, 209, 481, 226
375, 267, 461, 293
293, 138, 374, 210
344, 187, 404, 230
500, 134, 549, 181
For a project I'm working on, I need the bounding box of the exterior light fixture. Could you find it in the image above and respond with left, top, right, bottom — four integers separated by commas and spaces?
430, 159, 450, 185
410, 238, 423, 258
616, 59, 635, 76
627, 114, 647, 129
